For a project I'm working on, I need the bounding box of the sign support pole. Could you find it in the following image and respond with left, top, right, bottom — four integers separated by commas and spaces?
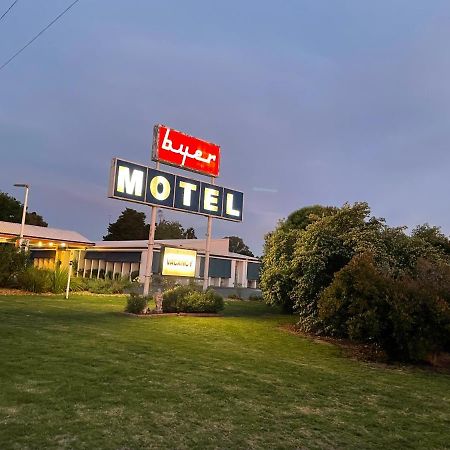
143, 162, 160, 297
203, 176, 214, 291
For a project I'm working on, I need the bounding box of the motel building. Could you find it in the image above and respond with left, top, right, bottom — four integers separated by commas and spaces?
0, 220, 261, 291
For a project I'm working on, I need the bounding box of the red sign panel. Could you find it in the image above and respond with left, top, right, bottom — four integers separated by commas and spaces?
152, 124, 221, 177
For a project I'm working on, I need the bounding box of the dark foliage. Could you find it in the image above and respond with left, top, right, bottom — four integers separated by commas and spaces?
283, 205, 337, 231
162, 285, 224, 313
153, 219, 197, 240
103, 208, 148, 241
0, 191, 47, 227
0, 245, 30, 287
125, 293, 148, 314
104, 209, 197, 241
318, 253, 450, 361
225, 236, 254, 257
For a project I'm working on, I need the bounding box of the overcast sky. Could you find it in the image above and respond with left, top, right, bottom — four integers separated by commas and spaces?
1, 0, 450, 255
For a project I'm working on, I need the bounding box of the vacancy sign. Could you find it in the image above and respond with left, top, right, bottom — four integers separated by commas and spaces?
161, 247, 197, 277
152, 124, 221, 177
108, 158, 243, 221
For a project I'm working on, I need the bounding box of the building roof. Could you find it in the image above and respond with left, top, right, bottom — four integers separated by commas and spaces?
0, 221, 93, 245
93, 238, 260, 261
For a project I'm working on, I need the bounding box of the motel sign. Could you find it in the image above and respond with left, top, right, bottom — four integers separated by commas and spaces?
109, 158, 243, 221
108, 124, 243, 293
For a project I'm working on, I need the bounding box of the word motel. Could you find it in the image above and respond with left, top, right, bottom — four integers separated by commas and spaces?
109, 159, 243, 222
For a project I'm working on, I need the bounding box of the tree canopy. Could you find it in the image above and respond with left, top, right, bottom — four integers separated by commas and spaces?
103, 208, 148, 241
103, 208, 197, 241
154, 219, 197, 240
225, 236, 254, 257
260, 202, 450, 360
0, 191, 48, 227
283, 205, 337, 231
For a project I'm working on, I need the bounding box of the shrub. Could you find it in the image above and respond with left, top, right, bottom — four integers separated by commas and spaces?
227, 293, 242, 300
125, 293, 148, 314
162, 285, 223, 313
69, 277, 88, 292
162, 285, 197, 312
248, 294, 263, 301
17, 267, 51, 293
178, 290, 224, 313
0, 245, 30, 287
84, 277, 133, 294
50, 268, 68, 294
68, 277, 134, 294
318, 253, 450, 361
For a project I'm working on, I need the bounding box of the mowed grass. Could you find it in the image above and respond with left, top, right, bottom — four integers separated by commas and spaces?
0, 296, 449, 450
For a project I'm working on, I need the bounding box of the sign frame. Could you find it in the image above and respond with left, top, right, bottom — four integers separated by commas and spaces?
160, 246, 197, 277
108, 158, 244, 222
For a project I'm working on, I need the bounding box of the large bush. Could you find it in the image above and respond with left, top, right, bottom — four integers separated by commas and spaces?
261, 202, 449, 333
162, 285, 196, 312
318, 253, 450, 361
0, 245, 29, 287
178, 290, 224, 313
162, 285, 224, 313
260, 227, 299, 312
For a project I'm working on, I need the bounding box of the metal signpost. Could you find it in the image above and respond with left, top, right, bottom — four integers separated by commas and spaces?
108, 124, 244, 296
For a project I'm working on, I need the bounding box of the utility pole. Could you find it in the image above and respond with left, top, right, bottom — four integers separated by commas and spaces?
14, 183, 29, 249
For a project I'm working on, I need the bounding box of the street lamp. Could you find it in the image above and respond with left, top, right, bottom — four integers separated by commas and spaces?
13, 183, 29, 249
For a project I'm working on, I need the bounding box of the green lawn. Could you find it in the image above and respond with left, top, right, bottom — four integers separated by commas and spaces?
0, 296, 449, 449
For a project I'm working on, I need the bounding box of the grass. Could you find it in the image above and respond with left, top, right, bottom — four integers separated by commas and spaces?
0, 295, 449, 449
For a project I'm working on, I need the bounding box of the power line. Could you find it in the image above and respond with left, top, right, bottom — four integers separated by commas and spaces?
0, 0, 18, 22
0, 0, 80, 72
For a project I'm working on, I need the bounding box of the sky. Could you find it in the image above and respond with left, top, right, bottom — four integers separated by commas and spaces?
1, 0, 450, 256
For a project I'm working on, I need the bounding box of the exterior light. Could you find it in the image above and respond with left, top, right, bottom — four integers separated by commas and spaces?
38, 241, 43, 247
60, 243, 66, 248
49, 242, 54, 247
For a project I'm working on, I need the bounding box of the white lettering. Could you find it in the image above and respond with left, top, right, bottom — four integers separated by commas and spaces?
161, 127, 216, 166
150, 176, 171, 201
116, 166, 144, 196
225, 193, 240, 217
179, 181, 197, 207
203, 188, 219, 212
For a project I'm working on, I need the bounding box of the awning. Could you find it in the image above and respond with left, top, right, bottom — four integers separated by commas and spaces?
85, 251, 142, 263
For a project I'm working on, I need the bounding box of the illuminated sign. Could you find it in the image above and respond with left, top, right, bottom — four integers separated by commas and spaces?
152, 124, 221, 177
161, 247, 197, 277
109, 158, 243, 221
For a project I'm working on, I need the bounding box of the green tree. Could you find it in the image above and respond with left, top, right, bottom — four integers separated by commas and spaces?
104, 210, 197, 241
153, 220, 197, 240
411, 223, 450, 258
225, 236, 254, 257
261, 201, 449, 331
260, 227, 299, 312
0, 191, 47, 227
283, 205, 337, 231
103, 208, 148, 241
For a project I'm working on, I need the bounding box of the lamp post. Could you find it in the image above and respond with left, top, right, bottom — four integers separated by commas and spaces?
13, 183, 29, 249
